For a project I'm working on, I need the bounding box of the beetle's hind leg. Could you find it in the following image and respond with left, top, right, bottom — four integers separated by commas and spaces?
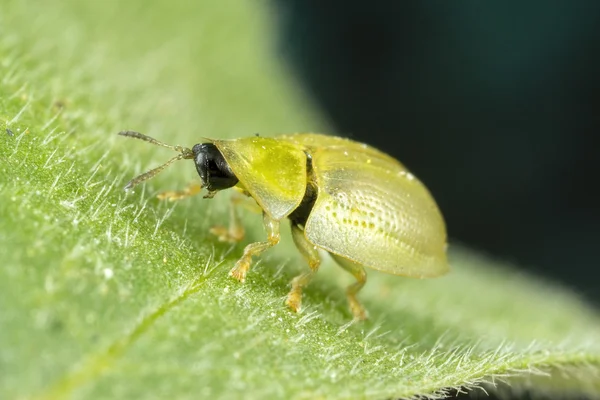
286, 224, 321, 314
157, 182, 202, 201
229, 212, 280, 282
331, 254, 368, 320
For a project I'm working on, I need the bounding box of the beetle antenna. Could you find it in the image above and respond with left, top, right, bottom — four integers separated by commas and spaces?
118, 131, 196, 190
123, 153, 187, 190
118, 131, 194, 155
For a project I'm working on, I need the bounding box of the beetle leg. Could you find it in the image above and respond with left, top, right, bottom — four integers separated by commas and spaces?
331, 254, 368, 320
231, 188, 264, 214
210, 191, 264, 242
229, 212, 280, 283
285, 224, 321, 314
209, 194, 245, 243
157, 182, 202, 201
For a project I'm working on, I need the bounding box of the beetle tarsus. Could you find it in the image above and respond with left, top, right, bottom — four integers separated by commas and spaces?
157, 182, 202, 201
285, 289, 303, 313
210, 225, 244, 243
285, 224, 322, 314
228, 213, 280, 283
229, 259, 250, 283
348, 297, 368, 321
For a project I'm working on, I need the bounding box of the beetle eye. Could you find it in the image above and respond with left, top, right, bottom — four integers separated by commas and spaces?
192, 143, 238, 191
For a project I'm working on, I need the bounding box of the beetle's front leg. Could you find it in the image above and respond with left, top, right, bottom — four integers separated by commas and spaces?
229, 212, 280, 283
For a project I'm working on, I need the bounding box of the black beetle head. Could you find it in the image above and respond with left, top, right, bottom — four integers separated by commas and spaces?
192, 143, 238, 193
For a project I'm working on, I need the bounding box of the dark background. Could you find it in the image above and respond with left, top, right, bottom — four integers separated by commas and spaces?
273, 1, 600, 307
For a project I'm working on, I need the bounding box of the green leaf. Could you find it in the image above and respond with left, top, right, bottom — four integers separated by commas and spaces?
1, 1, 599, 399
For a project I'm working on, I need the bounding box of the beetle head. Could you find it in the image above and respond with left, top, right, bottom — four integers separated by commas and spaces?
192, 143, 238, 195
119, 131, 237, 196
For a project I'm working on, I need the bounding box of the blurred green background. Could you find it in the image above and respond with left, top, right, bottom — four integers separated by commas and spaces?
274, 0, 600, 305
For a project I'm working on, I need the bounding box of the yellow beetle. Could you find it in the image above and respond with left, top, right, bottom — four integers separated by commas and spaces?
119, 131, 449, 320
